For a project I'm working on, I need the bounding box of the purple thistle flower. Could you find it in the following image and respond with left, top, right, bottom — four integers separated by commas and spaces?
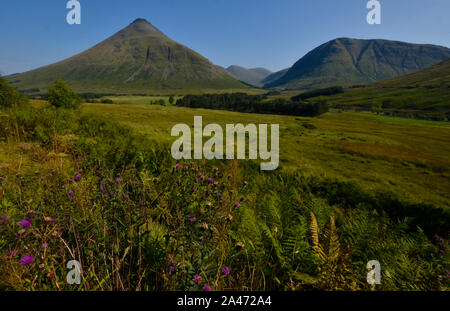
100, 180, 105, 184
169, 266, 176, 274
19, 219, 31, 228
189, 216, 196, 223
203, 285, 211, 291
41, 243, 49, 249
193, 275, 202, 284
201, 194, 206, 199
116, 178, 122, 183
234, 201, 240, 207
199, 210, 204, 216
20, 256, 35, 266
148, 189, 152, 193
193, 186, 197, 192
75, 174, 81, 180
68, 190, 74, 195
439, 249, 444, 254
218, 193, 223, 198
169, 259, 174, 266
99, 167, 104, 172
207, 178, 213, 183
69, 178, 74, 183
123, 194, 129, 199
240, 196, 246, 201
434, 234, 440, 239
70, 197, 75, 202
222, 266, 231, 275
174, 164, 180, 169
198, 173, 203, 178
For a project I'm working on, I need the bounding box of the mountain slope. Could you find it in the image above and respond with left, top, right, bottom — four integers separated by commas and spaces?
265, 38, 450, 90
7, 19, 247, 93
304, 59, 450, 120
260, 68, 289, 85
376, 58, 450, 88
226, 65, 272, 86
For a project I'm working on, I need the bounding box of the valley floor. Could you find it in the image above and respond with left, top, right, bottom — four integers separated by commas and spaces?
80, 101, 450, 209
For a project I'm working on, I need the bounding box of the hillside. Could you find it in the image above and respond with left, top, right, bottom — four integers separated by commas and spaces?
7, 19, 247, 94
265, 38, 450, 90
226, 65, 272, 86
260, 68, 289, 85
305, 59, 450, 120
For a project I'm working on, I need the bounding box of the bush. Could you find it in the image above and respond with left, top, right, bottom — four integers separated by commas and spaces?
0, 77, 29, 109
47, 79, 81, 109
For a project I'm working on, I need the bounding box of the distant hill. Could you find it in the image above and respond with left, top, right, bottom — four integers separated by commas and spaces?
226, 65, 272, 86
260, 68, 289, 85
7, 19, 247, 94
265, 38, 450, 90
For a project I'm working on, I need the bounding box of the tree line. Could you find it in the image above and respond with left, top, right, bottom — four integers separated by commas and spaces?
175, 93, 329, 117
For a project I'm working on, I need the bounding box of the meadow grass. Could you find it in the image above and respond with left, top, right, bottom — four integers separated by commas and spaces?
80, 102, 450, 210
1, 103, 448, 291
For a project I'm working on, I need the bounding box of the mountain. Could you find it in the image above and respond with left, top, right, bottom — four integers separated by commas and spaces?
265, 38, 450, 90
260, 68, 289, 85
7, 19, 247, 93
226, 65, 272, 86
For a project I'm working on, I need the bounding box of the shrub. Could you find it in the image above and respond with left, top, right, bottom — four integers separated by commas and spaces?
47, 79, 81, 109
0, 77, 29, 109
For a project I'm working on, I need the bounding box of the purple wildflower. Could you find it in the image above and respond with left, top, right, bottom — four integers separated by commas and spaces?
203, 285, 211, 291
169, 266, 176, 274
207, 178, 213, 183
193, 186, 197, 192
69, 178, 74, 183
193, 275, 202, 284
199, 210, 204, 216
174, 164, 180, 169
148, 189, 152, 193
169, 259, 174, 265
68, 190, 74, 195
20, 256, 35, 266
240, 196, 246, 201
70, 197, 75, 202
41, 243, 49, 249
75, 174, 81, 180
218, 193, 223, 198
99, 167, 103, 172
100, 180, 105, 184
234, 201, 240, 207
198, 173, 203, 178
189, 216, 196, 223
222, 266, 231, 275
115, 178, 122, 183
19, 219, 31, 228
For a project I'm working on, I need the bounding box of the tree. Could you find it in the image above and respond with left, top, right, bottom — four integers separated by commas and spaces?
0, 77, 29, 109
48, 79, 81, 109
169, 95, 175, 105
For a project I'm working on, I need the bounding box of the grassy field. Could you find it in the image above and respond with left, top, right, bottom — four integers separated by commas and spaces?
80, 100, 450, 210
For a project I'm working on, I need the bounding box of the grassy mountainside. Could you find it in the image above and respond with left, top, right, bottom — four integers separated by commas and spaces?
260, 68, 290, 85
306, 59, 450, 120
226, 66, 272, 86
6, 19, 248, 94
265, 38, 450, 90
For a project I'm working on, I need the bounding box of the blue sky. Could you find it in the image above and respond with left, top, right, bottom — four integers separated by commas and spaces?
1, 0, 449, 75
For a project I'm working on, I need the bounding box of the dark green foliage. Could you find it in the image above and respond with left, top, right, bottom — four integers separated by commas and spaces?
169, 95, 175, 105
176, 93, 329, 117
0, 77, 28, 109
47, 79, 81, 109
291, 86, 343, 101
